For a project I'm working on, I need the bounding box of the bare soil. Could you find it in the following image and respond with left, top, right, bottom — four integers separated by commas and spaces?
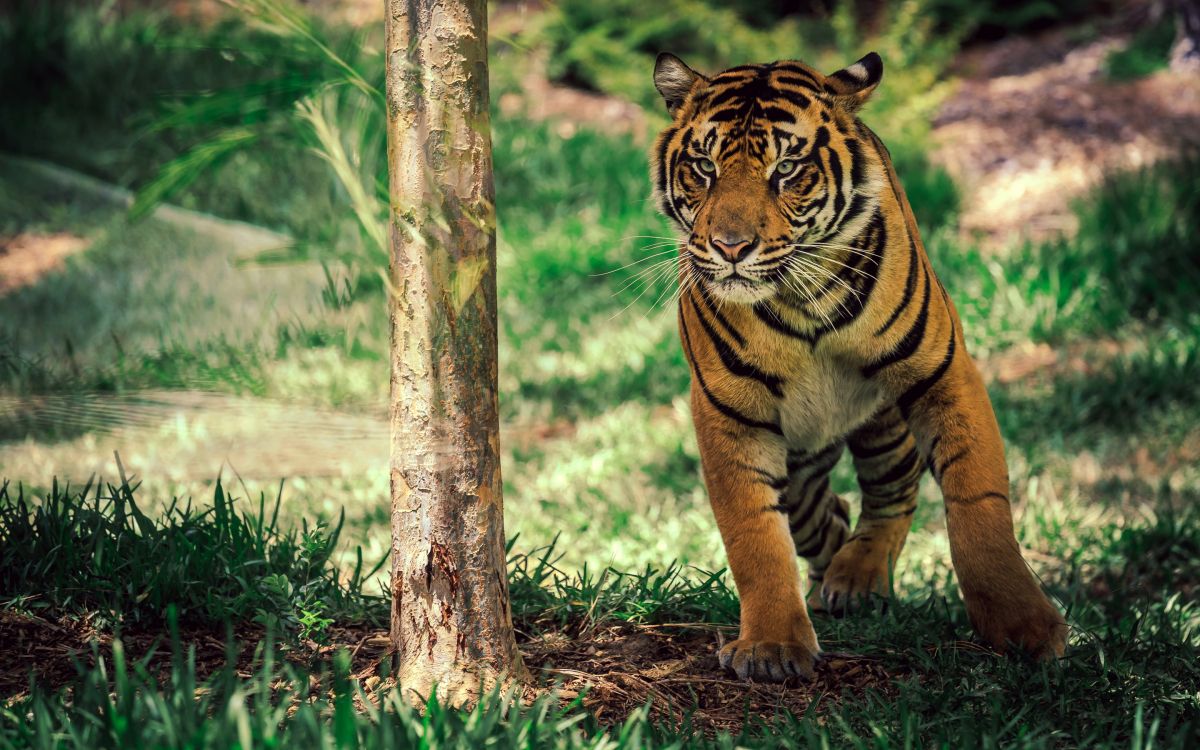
0, 609, 896, 733
932, 30, 1200, 244
0, 233, 89, 296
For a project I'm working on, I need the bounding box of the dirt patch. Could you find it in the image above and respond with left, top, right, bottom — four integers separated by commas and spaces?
978, 337, 1143, 386
0, 232, 89, 295
932, 30, 1200, 245
521, 624, 895, 732
0, 610, 390, 704
1, 611, 898, 732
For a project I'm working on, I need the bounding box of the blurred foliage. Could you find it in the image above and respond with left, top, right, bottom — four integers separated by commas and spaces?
537, 0, 815, 110
0, 0, 381, 251
1105, 13, 1177, 79
535, 0, 1112, 117
924, 0, 1111, 39
536, 0, 963, 203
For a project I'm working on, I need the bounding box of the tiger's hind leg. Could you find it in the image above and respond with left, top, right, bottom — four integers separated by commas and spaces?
776, 443, 853, 612
821, 406, 923, 614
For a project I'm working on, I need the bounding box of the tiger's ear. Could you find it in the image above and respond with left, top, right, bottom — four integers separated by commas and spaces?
824, 52, 883, 112
654, 53, 703, 115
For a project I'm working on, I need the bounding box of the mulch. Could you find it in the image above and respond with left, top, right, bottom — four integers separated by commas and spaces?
1, 610, 896, 734
520, 624, 896, 734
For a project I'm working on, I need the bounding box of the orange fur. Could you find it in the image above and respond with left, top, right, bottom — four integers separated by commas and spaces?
652, 52, 1066, 680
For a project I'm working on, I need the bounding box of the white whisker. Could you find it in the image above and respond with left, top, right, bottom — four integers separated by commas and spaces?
591, 247, 680, 277
611, 256, 681, 297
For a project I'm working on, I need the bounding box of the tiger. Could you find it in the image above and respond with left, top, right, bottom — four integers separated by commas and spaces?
650, 51, 1068, 681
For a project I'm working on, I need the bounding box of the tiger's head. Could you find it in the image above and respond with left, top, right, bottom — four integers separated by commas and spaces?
651, 53, 887, 304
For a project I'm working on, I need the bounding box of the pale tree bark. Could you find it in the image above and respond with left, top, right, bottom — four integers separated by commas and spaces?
386, 0, 526, 707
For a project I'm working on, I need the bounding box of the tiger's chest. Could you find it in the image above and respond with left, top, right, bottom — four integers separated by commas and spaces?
774, 351, 885, 450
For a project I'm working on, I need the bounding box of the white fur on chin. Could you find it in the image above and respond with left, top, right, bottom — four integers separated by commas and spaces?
705, 278, 775, 305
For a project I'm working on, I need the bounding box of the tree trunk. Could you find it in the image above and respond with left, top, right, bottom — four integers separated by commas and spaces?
385, 0, 526, 707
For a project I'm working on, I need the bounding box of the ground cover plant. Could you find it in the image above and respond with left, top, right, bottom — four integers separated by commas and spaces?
1, 0, 1198, 746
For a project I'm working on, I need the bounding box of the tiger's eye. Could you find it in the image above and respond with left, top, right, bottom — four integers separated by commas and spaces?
697, 158, 716, 174
775, 159, 798, 176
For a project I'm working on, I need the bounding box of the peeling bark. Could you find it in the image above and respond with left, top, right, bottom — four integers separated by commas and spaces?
386, 0, 526, 707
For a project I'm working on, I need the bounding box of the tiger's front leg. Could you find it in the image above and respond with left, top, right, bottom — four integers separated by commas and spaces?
819, 406, 922, 613
691, 389, 820, 682
902, 337, 1067, 659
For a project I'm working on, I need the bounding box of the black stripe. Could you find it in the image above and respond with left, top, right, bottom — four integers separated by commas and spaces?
849, 429, 909, 460
773, 75, 821, 94
826, 148, 845, 220
760, 105, 796, 122
933, 449, 968, 482
779, 91, 813, 110
949, 491, 1009, 506
680, 311, 782, 435
862, 506, 916, 520
734, 458, 792, 489
858, 447, 920, 493
834, 190, 871, 237
812, 126, 830, 151
787, 442, 843, 473
695, 286, 746, 347
754, 302, 814, 342
707, 107, 745, 122
688, 295, 784, 397
875, 238, 920, 337
772, 63, 821, 82
739, 463, 789, 490
794, 515, 830, 556
846, 137, 865, 187
654, 132, 674, 203
808, 208, 886, 341
898, 331, 957, 414
798, 474, 831, 506
864, 481, 921, 503
665, 144, 684, 224
862, 268, 932, 378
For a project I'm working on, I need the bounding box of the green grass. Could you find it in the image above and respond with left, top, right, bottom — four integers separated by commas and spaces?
3, 2, 1200, 746
1, 481, 1198, 747
1105, 15, 1177, 80
0, 479, 386, 638
932, 153, 1200, 356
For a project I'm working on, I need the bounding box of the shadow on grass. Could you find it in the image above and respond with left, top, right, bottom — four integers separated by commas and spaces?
992, 326, 1200, 449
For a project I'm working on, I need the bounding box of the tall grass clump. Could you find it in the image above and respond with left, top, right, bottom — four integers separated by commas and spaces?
0, 479, 386, 634
1, 639, 665, 750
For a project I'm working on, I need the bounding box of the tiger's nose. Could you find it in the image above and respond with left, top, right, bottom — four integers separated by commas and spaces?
710, 234, 755, 262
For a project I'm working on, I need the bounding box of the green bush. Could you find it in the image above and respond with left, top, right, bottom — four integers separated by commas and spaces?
926, 0, 1109, 38
537, 0, 814, 110
0, 0, 379, 244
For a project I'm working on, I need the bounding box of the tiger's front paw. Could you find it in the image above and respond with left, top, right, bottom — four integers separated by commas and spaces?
812, 537, 897, 615
718, 639, 818, 681
970, 592, 1067, 661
